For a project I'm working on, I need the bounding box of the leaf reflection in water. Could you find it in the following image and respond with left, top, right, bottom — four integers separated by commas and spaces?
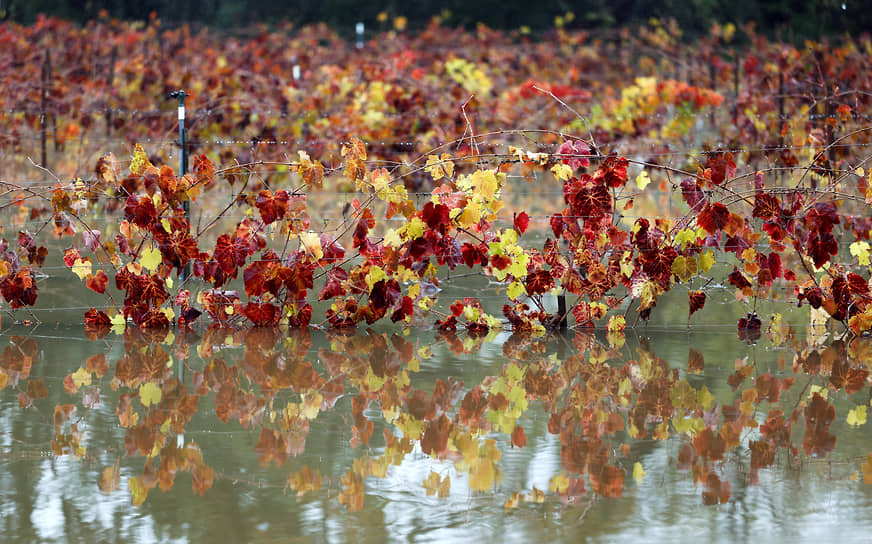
2, 325, 872, 517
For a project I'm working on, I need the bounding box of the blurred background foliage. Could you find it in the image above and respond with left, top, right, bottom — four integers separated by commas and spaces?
0, 0, 866, 41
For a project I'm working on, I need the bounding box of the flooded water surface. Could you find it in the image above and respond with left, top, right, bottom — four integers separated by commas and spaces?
2, 313, 872, 543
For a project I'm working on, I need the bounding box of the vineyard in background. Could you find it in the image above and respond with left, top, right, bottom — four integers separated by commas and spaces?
0, 16, 871, 335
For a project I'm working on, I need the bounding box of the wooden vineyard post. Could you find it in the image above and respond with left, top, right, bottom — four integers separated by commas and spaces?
557, 292, 568, 330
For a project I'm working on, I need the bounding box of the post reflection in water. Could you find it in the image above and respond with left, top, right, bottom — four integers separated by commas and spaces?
1, 324, 872, 542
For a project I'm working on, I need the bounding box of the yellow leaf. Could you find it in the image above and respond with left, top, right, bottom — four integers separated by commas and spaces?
620, 250, 634, 278
300, 392, 323, 420
672, 415, 705, 435
129, 476, 148, 506
507, 281, 526, 300
407, 282, 421, 299
72, 258, 92, 281
365, 367, 386, 392
504, 492, 523, 509
383, 229, 402, 248
848, 405, 867, 427
635, 170, 651, 190
365, 266, 387, 291
139, 382, 162, 408
673, 227, 698, 250
395, 413, 423, 440
300, 231, 323, 260
850, 241, 871, 266
425, 154, 454, 181
633, 461, 646, 483
110, 313, 126, 335
405, 217, 425, 239
371, 168, 392, 199
129, 144, 152, 177
71, 367, 92, 388
507, 253, 529, 279
698, 385, 715, 410
551, 163, 573, 181
140, 247, 162, 273
422, 470, 450, 498
698, 250, 716, 273
160, 307, 175, 322
671, 255, 698, 283
809, 385, 828, 400
549, 472, 569, 493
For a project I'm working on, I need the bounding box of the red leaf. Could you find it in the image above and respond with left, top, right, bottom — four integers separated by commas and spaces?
593, 156, 629, 188
514, 212, 530, 234
703, 150, 736, 185
63, 247, 83, 268
680, 178, 707, 213
847, 273, 870, 295
490, 254, 511, 271
753, 193, 781, 219
255, 190, 290, 225
689, 290, 706, 316
84, 308, 111, 325
805, 231, 839, 268
511, 425, 527, 448
123, 195, 157, 229
138, 309, 170, 328
421, 414, 452, 456
728, 269, 752, 290
525, 269, 555, 295
213, 234, 240, 276
697, 202, 730, 234
701, 471, 731, 505
390, 295, 414, 322
802, 393, 836, 457
557, 139, 591, 170
571, 183, 612, 220
421, 202, 451, 234
460, 242, 488, 268
0, 269, 38, 308
318, 267, 348, 300
86, 270, 109, 294
243, 302, 280, 326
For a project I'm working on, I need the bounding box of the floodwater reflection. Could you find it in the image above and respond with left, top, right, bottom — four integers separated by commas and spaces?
1, 324, 872, 542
